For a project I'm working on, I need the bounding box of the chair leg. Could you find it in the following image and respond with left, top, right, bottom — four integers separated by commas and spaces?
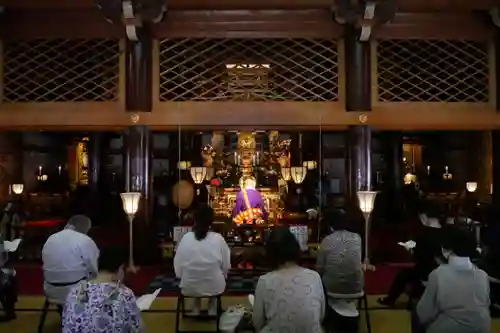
216, 295, 222, 333
363, 295, 372, 333
37, 299, 50, 333
175, 296, 182, 333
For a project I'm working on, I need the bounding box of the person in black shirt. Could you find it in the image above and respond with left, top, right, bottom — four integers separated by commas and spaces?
378, 203, 444, 307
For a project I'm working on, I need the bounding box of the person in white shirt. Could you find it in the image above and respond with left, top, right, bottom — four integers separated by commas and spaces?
174, 204, 230, 316
42, 215, 100, 311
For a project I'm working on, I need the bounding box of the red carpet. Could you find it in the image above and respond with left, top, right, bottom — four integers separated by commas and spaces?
15, 263, 409, 296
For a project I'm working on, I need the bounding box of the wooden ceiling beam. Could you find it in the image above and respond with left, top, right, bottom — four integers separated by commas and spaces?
0, 102, 498, 131
0, 9, 124, 39
0, 0, 497, 11
374, 12, 493, 40
0, 9, 491, 40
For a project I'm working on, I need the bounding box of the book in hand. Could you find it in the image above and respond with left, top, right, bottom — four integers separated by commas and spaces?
4, 239, 22, 252
136, 288, 162, 311
398, 240, 416, 251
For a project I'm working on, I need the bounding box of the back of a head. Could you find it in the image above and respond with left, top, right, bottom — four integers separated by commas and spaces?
265, 227, 301, 268
324, 208, 349, 231
193, 204, 214, 241
441, 225, 476, 258
98, 248, 128, 275
420, 200, 444, 225
66, 215, 92, 234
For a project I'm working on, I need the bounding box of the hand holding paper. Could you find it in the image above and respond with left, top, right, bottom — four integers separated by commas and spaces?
248, 294, 254, 307
136, 288, 161, 311
398, 240, 416, 251
4, 239, 22, 252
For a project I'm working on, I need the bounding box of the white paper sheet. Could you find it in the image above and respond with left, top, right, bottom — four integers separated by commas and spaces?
136, 288, 162, 311
4, 239, 21, 252
398, 240, 416, 251
248, 294, 254, 307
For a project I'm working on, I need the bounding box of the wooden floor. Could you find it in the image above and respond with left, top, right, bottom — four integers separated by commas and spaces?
4, 296, 500, 332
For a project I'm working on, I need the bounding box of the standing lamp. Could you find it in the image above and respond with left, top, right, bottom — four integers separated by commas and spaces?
357, 191, 378, 265
120, 192, 142, 272
6, 184, 24, 240
190, 167, 207, 195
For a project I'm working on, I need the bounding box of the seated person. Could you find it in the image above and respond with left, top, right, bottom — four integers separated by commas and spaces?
379, 203, 443, 307
42, 215, 100, 308
413, 226, 490, 333
0, 235, 17, 322
62, 249, 144, 333
174, 204, 230, 316
478, 218, 500, 310
253, 227, 325, 333
316, 209, 363, 332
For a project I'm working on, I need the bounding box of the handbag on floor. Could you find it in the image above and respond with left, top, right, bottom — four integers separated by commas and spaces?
219, 304, 251, 333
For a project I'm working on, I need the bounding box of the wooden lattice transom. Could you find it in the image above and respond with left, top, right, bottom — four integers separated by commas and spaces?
159, 38, 338, 101
3, 39, 120, 102
377, 40, 489, 102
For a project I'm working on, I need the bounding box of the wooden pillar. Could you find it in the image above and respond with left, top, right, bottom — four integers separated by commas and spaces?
344, 25, 372, 197
87, 133, 102, 191
125, 28, 153, 112
344, 25, 371, 112
384, 131, 403, 219
477, 131, 492, 197
346, 126, 372, 197
123, 126, 152, 223
492, 131, 500, 212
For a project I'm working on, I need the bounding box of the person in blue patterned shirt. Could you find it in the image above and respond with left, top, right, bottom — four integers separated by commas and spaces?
62, 249, 145, 333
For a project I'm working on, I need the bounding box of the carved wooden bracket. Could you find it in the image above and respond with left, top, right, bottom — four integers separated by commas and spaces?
96, 0, 167, 40
332, 0, 396, 41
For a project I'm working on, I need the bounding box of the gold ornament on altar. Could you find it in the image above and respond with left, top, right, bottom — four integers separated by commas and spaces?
238, 132, 256, 151
130, 113, 140, 124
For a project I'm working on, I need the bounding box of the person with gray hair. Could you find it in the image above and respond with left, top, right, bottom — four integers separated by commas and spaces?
42, 215, 100, 309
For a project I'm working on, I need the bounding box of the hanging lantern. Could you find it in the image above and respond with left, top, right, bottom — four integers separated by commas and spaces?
190, 167, 207, 184
404, 172, 417, 185
466, 181, 477, 193
177, 161, 191, 170
357, 191, 378, 214
291, 166, 307, 184
281, 167, 291, 181
302, 160, 317, 170
11, 184, 24, 195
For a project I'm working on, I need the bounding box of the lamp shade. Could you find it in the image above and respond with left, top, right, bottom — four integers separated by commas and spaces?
177, 161, 191, 170
190, 167, 207, 184
120, 192, 142, 215
302, 160, 317, 170
11, 184, 24, 195
357, 191, 377, 214
281, 167, 291, 181
404, 172, 417, 185
466, 181, 477, 193
291, 166, 307, 184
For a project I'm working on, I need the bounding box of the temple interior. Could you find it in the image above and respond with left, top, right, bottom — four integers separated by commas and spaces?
2, 0, 500, 331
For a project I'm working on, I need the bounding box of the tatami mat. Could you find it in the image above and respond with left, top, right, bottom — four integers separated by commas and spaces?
4, 296, 500, 333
